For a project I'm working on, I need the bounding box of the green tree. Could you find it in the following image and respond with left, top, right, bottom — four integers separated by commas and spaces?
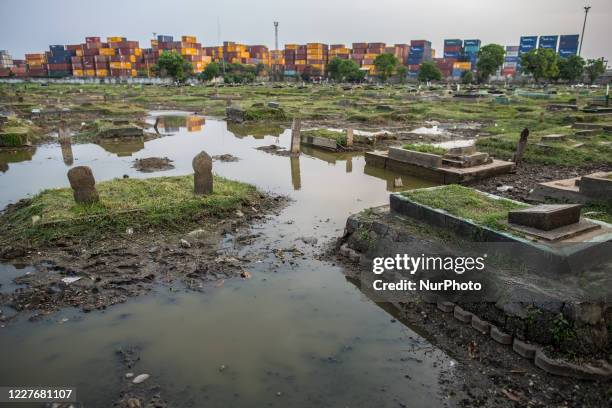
476, 44, 505, 83
557, 55, 585, 83
199, 62, 220, 81
155, 50, 193, 82
396, 65, 408, 83
327, 58, 364, 83
585, 58, 606, 84
418, 61, 442, 82
519, 48, 559, 83
374, 53, 399, 82
461, 70, 474, 84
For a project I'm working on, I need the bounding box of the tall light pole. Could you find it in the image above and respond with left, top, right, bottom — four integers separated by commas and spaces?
578, 6, 591, 56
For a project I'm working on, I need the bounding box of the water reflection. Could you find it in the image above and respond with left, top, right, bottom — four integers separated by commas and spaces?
155, 115, 205, 133
0, 148, 36, 173
290, 155, 301, 190
97, 139, 145, 157
364, 163, 433, 192
227, 122, 284, 139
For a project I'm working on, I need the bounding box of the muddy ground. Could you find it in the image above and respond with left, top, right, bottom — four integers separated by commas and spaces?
132, 157, 174, 172
471, 162, 612, 202
0, 194, 287, 323
335, 257, 612, 408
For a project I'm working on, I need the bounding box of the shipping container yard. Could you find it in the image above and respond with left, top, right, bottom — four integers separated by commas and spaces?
0, 1, 611, 408
0, 31, 587, 80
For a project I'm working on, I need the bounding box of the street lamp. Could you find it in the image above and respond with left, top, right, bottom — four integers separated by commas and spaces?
579, 6, 591, 56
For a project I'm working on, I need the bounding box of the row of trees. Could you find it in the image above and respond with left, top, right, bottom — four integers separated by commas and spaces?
156, 48, 606, 85
520, 49, 605, 84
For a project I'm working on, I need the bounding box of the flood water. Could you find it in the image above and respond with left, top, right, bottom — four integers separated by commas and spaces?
0, 114, 453, 407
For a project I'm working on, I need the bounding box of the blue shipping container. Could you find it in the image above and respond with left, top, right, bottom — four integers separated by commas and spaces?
504, 56, 518, 62
558, 49, 577, 57
464, 39, 481, 47
443, 52, 461, 58
444, 39, 462, 46
538, 35, 558, 50
157, 35, 174, 43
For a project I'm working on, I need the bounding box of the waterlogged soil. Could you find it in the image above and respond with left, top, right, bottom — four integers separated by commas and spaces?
0, 193, 286, 320
0, 113, 608, 407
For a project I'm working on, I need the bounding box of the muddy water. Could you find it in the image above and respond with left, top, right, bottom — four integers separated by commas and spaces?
0, 114, 452, 407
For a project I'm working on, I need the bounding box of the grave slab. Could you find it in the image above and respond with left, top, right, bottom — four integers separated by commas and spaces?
508, 204, 581, 231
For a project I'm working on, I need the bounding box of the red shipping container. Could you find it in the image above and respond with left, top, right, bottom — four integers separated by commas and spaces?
86, 37, 101, 43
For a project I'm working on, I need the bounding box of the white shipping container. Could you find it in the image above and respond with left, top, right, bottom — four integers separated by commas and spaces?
506, 51, 519, 57
503, 62, 518, 68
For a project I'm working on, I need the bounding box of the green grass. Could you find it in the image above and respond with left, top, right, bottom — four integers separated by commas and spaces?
0, 175, 262, 244
402, 143, 446, 155
402, 185, 529, 230
302, 129, 347, 146
0, 128, 30, 147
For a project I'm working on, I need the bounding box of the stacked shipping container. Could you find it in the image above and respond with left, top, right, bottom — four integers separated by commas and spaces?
407, 40, 432, 76
0, 50, 13, 77
502, 45, 519, 77
559, 34, 579, 57
538, 35, 559, 51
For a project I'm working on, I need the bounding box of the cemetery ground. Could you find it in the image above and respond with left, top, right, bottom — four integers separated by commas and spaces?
0, 82, 610, 407
0, 174, 286, 317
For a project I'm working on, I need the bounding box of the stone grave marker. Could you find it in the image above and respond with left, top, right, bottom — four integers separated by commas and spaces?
193, 151, 213, 195
67, 166, 99, 204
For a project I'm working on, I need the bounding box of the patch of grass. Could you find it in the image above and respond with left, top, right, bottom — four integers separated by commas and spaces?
244, 107, 288, 121
0, 175, 261, 244
402, 143, 446, 155
302, 129, 347, 146
402, 185, 528, 230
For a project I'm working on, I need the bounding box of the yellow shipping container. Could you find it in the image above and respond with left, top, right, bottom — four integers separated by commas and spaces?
99, 48, 115, 56
107, 36, 124, 43
181, 48, 198, 56
85, 69, 96, 77
131, 69, 137, 77
110, 62, 131, 69
134, 48, 142, 56
129, 55, 136, 63
453, 62, 471, 69
76, 49, 83, 57
96, 69, 108, 77
307, 43, 324, 49
73, 69, 84, 77
151, 40, 159, 47
182, 35, 197, 43
285, 44, 299, 50
295, 60, 306, 65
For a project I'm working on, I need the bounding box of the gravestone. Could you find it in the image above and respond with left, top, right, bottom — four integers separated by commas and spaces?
67, 166, 99, 204
192, 151, 213, 195
508, 204, 581, 231
346, 128, 354, 147
579, 172, 612, 200
512, 128, 529, 165
290, 118, 301, 154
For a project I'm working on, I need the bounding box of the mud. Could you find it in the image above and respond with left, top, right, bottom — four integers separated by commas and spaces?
212, 153, 240, 162
0, 194, 287, 321
132, 157, 175, 173
471, 162, 612, 202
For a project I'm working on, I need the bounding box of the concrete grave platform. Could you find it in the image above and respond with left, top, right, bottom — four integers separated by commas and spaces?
540, 134, 566, 142
389, 187, 612, 275
365, 150, 514, 184
530, 172, 611, 204
300, 135, 339, 151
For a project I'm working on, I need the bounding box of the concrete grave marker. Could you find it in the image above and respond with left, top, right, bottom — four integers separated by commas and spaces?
67, 166, 99, 204
346, 128, 354, 147
508, 204, 581, 231
192, 151, 213, 195
290, 118, 301, 154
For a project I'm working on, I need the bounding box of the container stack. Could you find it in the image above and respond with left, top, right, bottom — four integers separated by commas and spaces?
443, 39, 463, 60
558, 35, 579, 58
25, 53, 47, 77
221, 41, 250, 64
283, 44, 298, 76
306, 43, 328, 74
407, 40, 432, 76
538, 35, 558, 52
10, 60, 27, 77
452, 61, 471, 79
329, 44, 350, 60
463, 39, 480, 68
385, 44, 410, 63
502, 45, 519, 77
0, 50, 13, 77
434, 59, 453, 78
46, 45, 74, 78
270, 50, 284, 67
247, 45, 270, 66
351, 43, 368, 67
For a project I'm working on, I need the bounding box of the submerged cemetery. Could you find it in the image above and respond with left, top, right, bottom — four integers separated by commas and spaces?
0, 73, 611, 406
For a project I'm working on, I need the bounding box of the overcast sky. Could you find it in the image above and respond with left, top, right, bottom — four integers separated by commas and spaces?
1, 0, 610, 63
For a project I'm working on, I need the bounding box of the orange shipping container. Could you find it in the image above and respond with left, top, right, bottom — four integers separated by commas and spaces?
85, 69, 96, 77
99, 48, 115, 56
73, 69, 84, 77
96, 69, 108, 77
182, 35, 197, 43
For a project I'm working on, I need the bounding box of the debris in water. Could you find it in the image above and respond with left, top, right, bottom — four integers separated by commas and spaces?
132, 373, 150, 384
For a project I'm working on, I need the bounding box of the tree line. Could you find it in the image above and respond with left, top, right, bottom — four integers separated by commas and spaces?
154, 48, 606, 85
